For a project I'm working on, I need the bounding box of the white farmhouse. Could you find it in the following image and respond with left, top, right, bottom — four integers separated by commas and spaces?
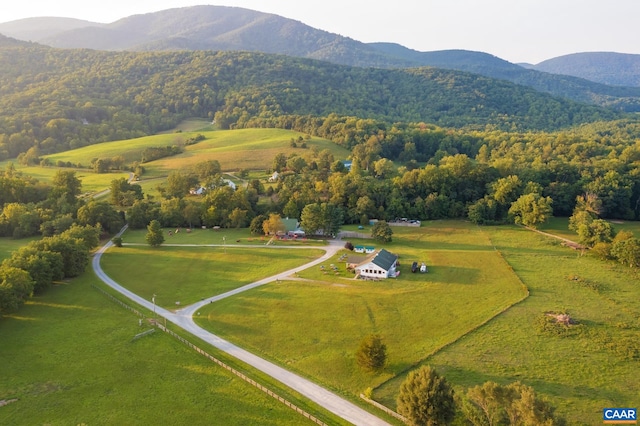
354, 249, 398, 279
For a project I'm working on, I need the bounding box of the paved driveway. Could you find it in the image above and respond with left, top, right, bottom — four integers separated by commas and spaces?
93, 229, 390, 426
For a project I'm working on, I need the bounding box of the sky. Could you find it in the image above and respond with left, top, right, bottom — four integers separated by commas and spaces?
1, 0, 639, 64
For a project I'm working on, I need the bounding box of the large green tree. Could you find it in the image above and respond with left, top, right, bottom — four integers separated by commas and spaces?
371, 221, 393, 243
146, 220, 165, 247
397, 365, 456, 426
110, 177, 143, 207
355, 334, 387, 372
508, 193, 553, 229
461, 381, 563, 426
611, 236, 640, 267
3, 248, 64, 293
0, 264, 34, 315
50, 170, 82, 208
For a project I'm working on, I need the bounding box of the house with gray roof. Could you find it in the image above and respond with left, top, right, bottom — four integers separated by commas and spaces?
354, 249, 398, 279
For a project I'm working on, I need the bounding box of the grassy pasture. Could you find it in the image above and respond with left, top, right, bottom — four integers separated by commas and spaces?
143, 128, 348, 178
607, 219, 640, 237
0, 163, 129, 195
193, 221, 528, 397
540, 216, 640, 239
0, 273, 322, 426
159, 118, 213, 133
118, 226, 327, 246
43, 133, 189, 166
39, 128, 348, 180
100, 245, 325, 308
0, 236, 38, 262
375, 225, 640, 425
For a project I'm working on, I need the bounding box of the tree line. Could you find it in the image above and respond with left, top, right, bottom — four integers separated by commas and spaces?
0, 167, 125, 315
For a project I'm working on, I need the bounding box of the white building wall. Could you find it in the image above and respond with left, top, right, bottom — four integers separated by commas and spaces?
356, 262, 389, 279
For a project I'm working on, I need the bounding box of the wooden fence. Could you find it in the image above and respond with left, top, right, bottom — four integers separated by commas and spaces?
92, 285, 327, 426
92, 285, 146, 318
360, 394, 407, 423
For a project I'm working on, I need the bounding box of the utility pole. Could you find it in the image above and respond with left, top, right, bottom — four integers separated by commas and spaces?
152, 294, 156, 317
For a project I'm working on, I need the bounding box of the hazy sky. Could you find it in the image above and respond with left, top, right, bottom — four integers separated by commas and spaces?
2, 0, 639, 64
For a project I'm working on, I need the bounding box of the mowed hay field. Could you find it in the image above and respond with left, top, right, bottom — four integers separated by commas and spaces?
375, 225, 640, 425
0, 273, 323, 426
0, 162, 130, 195
194, 222, 528, 397
145, 128, 348, 178
41, 128, 349, 179
100, 244, 325, 308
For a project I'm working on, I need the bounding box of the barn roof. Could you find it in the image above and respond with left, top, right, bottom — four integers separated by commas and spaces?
371, 249, 398, 271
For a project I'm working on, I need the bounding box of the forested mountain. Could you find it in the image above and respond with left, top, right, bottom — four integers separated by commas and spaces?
531, 52, 640, 87
367, 44, 640, 111
0, 17, 102, 42
2, 6, 640, 110
0, 36, 620, 160
0, 6, 409, 68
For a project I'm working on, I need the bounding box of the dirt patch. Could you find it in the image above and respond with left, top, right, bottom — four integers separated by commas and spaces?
546, 312, 575, 325
0, 399, 18, 407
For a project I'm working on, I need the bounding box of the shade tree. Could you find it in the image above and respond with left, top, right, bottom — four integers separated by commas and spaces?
397, 365, 456, 426
355, 334, 387, 372
146, 219, 165, 247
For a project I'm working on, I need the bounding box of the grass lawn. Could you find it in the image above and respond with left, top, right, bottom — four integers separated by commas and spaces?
0, 236, 38, 262
0, 163, 129, 195
375, 225, 640, 425
143, 128, 348, 177
100, 245, 325, 308
539, 216, 578, 240
43, 133, 190, 166
37, 129, 348, 180
0, 272, 324, 426
119, 226, 327, 247
540, 216, 640, 239
159, 118, 213, 133
193, 221, 528, 398
607, 219, 640, 237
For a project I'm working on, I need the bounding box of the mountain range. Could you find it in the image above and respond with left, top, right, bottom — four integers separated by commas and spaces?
1, 5, 640, 112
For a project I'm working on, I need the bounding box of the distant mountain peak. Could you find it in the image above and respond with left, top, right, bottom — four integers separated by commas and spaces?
1, 5, 639, 100
533, 51, 640, 87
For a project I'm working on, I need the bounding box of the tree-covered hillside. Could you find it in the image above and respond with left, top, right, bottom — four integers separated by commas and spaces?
0, 37, 620, 160
3, 6, 640, 110
533, 52, 640, 87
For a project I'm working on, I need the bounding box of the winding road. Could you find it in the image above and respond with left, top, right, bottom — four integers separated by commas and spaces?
92, 226, 391, 426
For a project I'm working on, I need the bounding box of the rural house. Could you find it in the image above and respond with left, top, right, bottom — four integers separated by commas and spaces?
352, 249, 398, 279
280, 217, 305, 237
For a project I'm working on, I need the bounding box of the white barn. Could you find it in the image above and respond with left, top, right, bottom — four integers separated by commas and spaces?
354, 249, 398, 279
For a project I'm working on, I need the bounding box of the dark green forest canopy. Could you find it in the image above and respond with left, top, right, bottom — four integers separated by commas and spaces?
0, 39, 622, 159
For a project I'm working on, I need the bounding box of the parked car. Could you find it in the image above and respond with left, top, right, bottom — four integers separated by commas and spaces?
420, 263, 428, 273
411, 261, 418, 273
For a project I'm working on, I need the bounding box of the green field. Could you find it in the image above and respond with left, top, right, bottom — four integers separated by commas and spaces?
192, 222, 528, 398
41, 128, 349, 179
0, 163, 129, 195
540, 216, 640, 239
100, 244, 325, 308
1, 128, 349, 198
4, 217, 638, 425
144, 129, 348, 178
118, 226, 327, 246
375, 224, 640, 425
0, 273, 328, 426
159, 118, 214, 133
0, 236, 38, 262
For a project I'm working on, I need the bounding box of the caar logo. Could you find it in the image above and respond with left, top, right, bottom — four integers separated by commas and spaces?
604, 408, 637, 424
